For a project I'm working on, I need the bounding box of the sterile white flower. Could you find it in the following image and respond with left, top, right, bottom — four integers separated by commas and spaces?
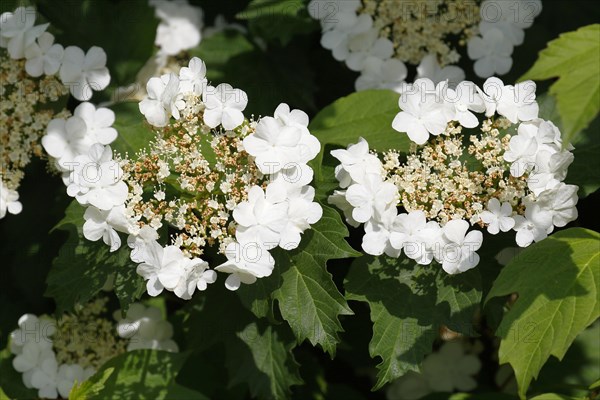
233, 183, 288, 248
467, 28, 514, 78
12, 341, 54, 373
279, 185, 323, 249
355, 57, 408, 92
362, 207, 401, 257
10, 314, 55, 354
42, 116, 93, 172
66, 144, 128, 210
243, 116, 303, 175
152, 0, 203, 56
478, 0, 542, 46
346, 28, 394, 71
530, 183, 579, 228
498, 81, 539, 123
328, 190, 360, 228
512, 205, 553, 247
128, 225, 160, 263
74, 102, 118, 145
330, 137, 383, 188
392, 79, 455, 145
157, 253, 214, 299
439, 220, 483, 274
479, 198, 515, 234
178, 56, 207, 95
345, 173, 397, 223
56, 364, 94, 399
527, 150, 574, 195
83, 205, 132, 252
478, 77, 538, 122
416, 54, 465, 89
0, 6, 48, 59
139, 73, 183, 127
215, 241, 275, 290
202, 83, 248, 130
115, 303, 179, 352
30, 356, 59, 399
446, 81, 485, 128
59, 46, 110, 101
389, 210, 442, 265
24, 32, 63, 77
320, 11, 372, 61
1, 182, 23, 219
421, 341, 481, 392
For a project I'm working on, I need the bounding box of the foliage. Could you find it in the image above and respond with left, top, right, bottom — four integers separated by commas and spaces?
487, 228, 600, 399
2, 1, 599, 400
521, 24, 600, 144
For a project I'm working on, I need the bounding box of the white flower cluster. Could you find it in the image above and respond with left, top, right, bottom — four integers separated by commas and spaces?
82, 57, 323, 297
467, 0, 542, 77
308, 0, 409, 92
309, 0, 543, 88
330, 77, 578, 274
9, 301, 176, 399
9, 314, 91, 399
0, 6, 111, 100
386, 340, 482, 400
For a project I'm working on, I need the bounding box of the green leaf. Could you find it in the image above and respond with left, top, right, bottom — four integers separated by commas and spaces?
237, 0, 318, 46
69, 368, 114, 400
191, 30, 316, 116
486, 228, 600, 399
46, 201, 144, 315
110, 101, 156, 157
531, 322, 600, 397
529, 395, 581, 400
345, 256, 482, 390
74, 350, 206, 400
226, 322, 302, 400
309, 90, 410, 154
237, 203, 359, 355
521, 24, 600, 143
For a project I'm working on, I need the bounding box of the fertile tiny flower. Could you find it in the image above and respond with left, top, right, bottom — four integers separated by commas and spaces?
59, 46, 110, 101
